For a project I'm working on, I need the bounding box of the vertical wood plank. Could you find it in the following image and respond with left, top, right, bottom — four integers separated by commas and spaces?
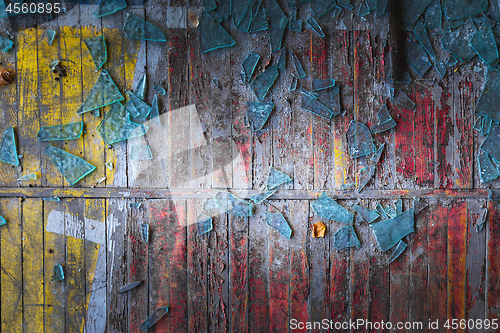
393, 91, 415, 189
434, 78, 454, 189
487, 200, 500, 321
229, 214, 248, 333
414, 83, 434, 188
454, 75, 473, 189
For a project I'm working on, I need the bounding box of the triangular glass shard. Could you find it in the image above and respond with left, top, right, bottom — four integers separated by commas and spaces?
268, 0, 288, 52
234, 1, 252, 31
123, 14, 166, 41
0, 215, 5, 226
44, 145, 96, 186
347, 121, 376, 158
250, 66, 279, 100
37, 122, 83, 141
84, 36, 107, 70
311, 193, 354, 224
204, 198, 219, 211
376, 202, 389, 220
196, 214, 213, 235
475, 208, 488, 232
371, 104, 396, 133
301, 93, 334, 119
0, 36, 13, 52
290, 51, 306, 78
371, 143, 385, 164
94, 0, 127, 18
246, 101, 274, 131
138, 307, 169, 331
17, 173, 37, 181
153, 84, 166, 95
398, 0, 432, 25
338, 1, 354, 10
394, 90, 415, 109
53, 264, 64, 281
376, 0, 388, 17
441, 20, 477, 62
353, 205, 380, 223
43, 197, 60, 202
334, 225, 361, 249
216, 0, 231, 20
148, 95, 161, 126
127, 92, 151, 120
473, 117, 482, 131
49, 60, 59, 71
300, 87, 319, 98
475, 68, 500, 122
306, 16, 325, 37
97, 102, 148, 145
388, 240, 407, 264
357, 165, 376, 192
265, 212, 292, 239
199, 12, 235, 53
242, 52, 260, 83
481, 117, 493, 136
129, 202, 142, 209
77, 70, 123, 114
141, 223, 149, 243
425, 0, 442, 27
289, 19, 302, 32
0, 127, 19, 166
470, 22, 499, 64
250, 190, 276, 204
267, 167, 292, 190
370, 207, 415, 252
385, 205, 396, 218
435, 61, 447, 78
478, 151, 499, 183
105, 162, 113, 170
312, 79, 335, 92
134, 73, 146, 100
130, 145, 153, 161
414, 20, 435, 60
358, 1, 370, 16
366, 0, 377, 11
317, 85, 341, 116
442, 0, 487, 21
413, 200, 428, 215
446, 55, 458, 67
289, 75, 298, 91
124, 100, 140, 118
276, 49, 286, 70
249, 6, 268, 32
481, 124, 500, 161
118, 281, 142, 293
215, 191, 254, 217
46, 29, 56, 45
395, 199, 403, 215
203, 0, 217, 11
406, 41, 431, 77
310, 0, 336, 18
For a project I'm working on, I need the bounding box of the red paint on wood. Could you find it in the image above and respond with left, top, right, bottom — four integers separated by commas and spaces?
369, 257, 389, 333
414, 85, 434, 187
455, 79, 473, 188
435, 81, 454, 188
269, 237, 289, 332
290, 248, 309, 333
230, 217, 248, 332
330, 255, 349, 323
487, 201, 500, 320
393, 96, 415, 178
351, 260, 370, 332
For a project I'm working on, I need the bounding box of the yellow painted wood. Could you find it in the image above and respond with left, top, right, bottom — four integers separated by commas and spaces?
22, 198, 44, 332
0, 198, 22, 332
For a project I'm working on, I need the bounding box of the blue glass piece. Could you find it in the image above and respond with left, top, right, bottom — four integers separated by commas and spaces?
353, 205, 380, 223
199, 12, 235, 53
204, 198, 219, 211
37, 122, 83, 141
0, 127, 19, 166
130, 145, 153, 161
312, 79, 335, 92
395, 199, 403, 215
92, 109, 100, 117
77, 70, 124, 114
276, 49, 286, 70
301, 93, 334, 119
250, 190, 277, 204
481, 117, 493, 136
371, 104, 396, 133
149, 95, 161, 126
306, 16, 325, 37
366, 0, 377, 11
49, 60, 59, 71
196, 214, 213, 235
388, 240, 407, 264
357, 165, 376, 192
267, 167, 292, 190
441, 20, 477, 62
473, 117, 482, 131
129, 202, 142, 209
215, 191, 254, 217
203, 0, 217, 11
310, 0, 336, 18
233, 0, 249, 27
478, 151, 499, 183
97, 102, 148, 145
289, 20, 302, 32
53, 264, 64, 281
127, 92, 152, 120
43, 197, 60, 202
249, 6, 268, 32
376, 0, 388, 17
414, 20, 435, 60
389, 71, 412, 84
334, 225, 361, 249
134, 73, 146, 100
105, 162, 113, 170
17, 173, 37, 181
94, 0, 127, 18
435, 61, 446, 78
358, 1, 370, 16
46, 29, 56, 45
265, 212, 292, 239
475, 68, 500, 122
141, 223, 149, 243
212, 78, 220, 88
153, 84, 166, 95
268, 0, 288, 52
216, 0, 231, 20
371, 143, 385, 164
475, 208, 488, 232
246, 101, 274, 131
0, 215, 5, 226
398, 0, 432, 26
84, 36, 107, 70
118, 281, 142, 293
124, 100, 140, 118
376, 202, 388, 220
338, 1, 354, 10
234, 1, 252, 31
406, 41, 432, 77
250, 66, 279, 100
138, 307, 169, 331
124, 14, 166, 41
385, 205, 396, 218
394, 90, 415, 109
300, 87, 319, 98
289, 75, 298, 91
446, 55, 458, 67
413, 200, 428, 215
370, 207, 415, 252
311, 193, 354, 224
470, 22, 499, 64
317, 85, 341, 116
242, 52, 260, 83
347, 121, 376, 158
290, 51, 306, 78
44, 145, 96, 186
0, 36, 13, 52
425, 0, 442, 27
442, 0, 487, 21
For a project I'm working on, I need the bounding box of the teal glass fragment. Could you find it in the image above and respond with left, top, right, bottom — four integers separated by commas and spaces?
300, 87, 319, 98
317, 85, 341, 116
480, 125, 500, 161
17, 173, 37, 181
334, 225, 360, 249
94, 0, 127, 18
125, 100, 140, 118
233, 0, 249, 29
442, 0, 487, 21
212, 78, 220, 88
138, 307, 169, 331
371, 143, 385, 164
312, 79, 335, 92
118, 281, 142, 293
353, 205, 380, 223
376, 202, 388, 220
358, 1, 370, 16
92, 109, 100, 117
203, 0, 217, 11
441, 20, 477, 62
311, 193, 353, 224
385, 205, 396, 218
265, 212, 292, 239
196, 214, 213, 235
301, 93, 334, 119
141, 223, 149, 243
235, 2, 253, 31
129, 202, 142, 209
357, 165, 376, 192
49, 60, 59, 71
478, 151, 499, 183
310, 0, 336, 18
216, 0, 231, 20
306, 16, 325, 37
413, 200, 428, 215
127, 92, 151, 120
473, 117, 482, 131
406, 41, 431, 77
291, 51, 306, 78
425, 0, 442, 27
435, 61, 446, 78
250, 66, 279, 100
97, 103, 148, 145
371, 104, 396, 133
338, 1, 354, 10
204, 198, 219, 211
105, 162, 113, 170
53, 264, 64, 281
289, 20, 302, 32
46, 29, 56, 45
388, 240, 407, 264
446, 55, 458, 67
123, 14, 166, 41
290, 6, 297, 21
268, 0, 288, 52
414, 20, 435, 60
267, 167, 292, 190
398, 0, 432, 26
148, 95, 161, 126
250, 190, 276, 204
246, 101, 274, 131
470, 22, 499, 64
366, 0, 377, 11
371, 207, 415, 252
289, 75, 298, 91
37, 122, 83, 141
44, 145, 96, 186
130, 145, 153, 161
153, 84, 166, 95
242, 52, 260, 83
395, 199, 403, 215
215, 191, 253, 216
340, 182, 355, 190
475, 68, 500, 122
77, 70, 123, 114
376, 0, 388, 17
276, 49, 286, 70
84, 36, 107, 70
43, 197, 60, 202
199, 12, 235, 53
347, 121, 376, 158
0, 215, 5, 226
476, 208, 488, 232
481, 117, 493, 136
0, 127, 19, 166
0, 36, 13, 52
394, 90, 415, 109
249, 6, 268, 32
134, 73, 146, 100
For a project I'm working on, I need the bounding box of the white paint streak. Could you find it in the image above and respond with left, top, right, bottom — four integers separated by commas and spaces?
84, 245, 106, 333
47, 210, 104, 244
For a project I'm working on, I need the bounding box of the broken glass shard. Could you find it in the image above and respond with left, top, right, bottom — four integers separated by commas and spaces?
94, 0, 127, 18
141, 223, 149, 243
203, 0, 217, 11
124, 14, 166, 41
317, 85, 341, 116
478, 151, 499, 183
312, 221, 326, 238
473, 117, 482, 131
153, 84, 166, 95
0, 127, 19, 166
480, 123, 500, 161
148, 95, 161, 126
470, 22, 499, 64
276, 49, 286, 70
130, 145, 153, 161
196, 214, 213, 235
301, 93, 334, 119
425, 0, 442, 27
340, 182, 355, 189
398, 0, 432, 25
289, 75, 298, 91
92, 109, 100, 117
334, 225, 360, 249
446, 55, 458, 67
134, 73, 146, 100
371, 143, 385, 164
250, 190, 276, 204
347, 121, 376, 158
311, 193, 353, 224
353, 205, 380, 223
394, 90, 415, 109
376, 0, 388, 17
250, 8, 269, 33
476, 208, 487, 232
267, 167, 292, 190
435, 61, 446, 78
388, 240, 407, 264
204, 198, 219, 211
0, 215, 6, 226
246, 101, 274, 131
310, 0, 336, 18
265, 212, 292, 239
268, 0, 288, 52
250, 66, 279, 100
395, 199, 403, 215
127, 92, 152, 120
199, 11, 235, 53
475, 68, 500, 122
0, 36, 13, 52
242, 52, 260, 83
84, 36, 107, 70
233, 0, 249, 29
124, 100, 140, 118
216, 0, 231, 20
212, 78, 220, 88
356, 214, 364, 223
105, 162, 113, 170
370, 207, 415, 252
312, 79, 335, 92
366, 0, 377, 11
77, 70, 123, 114
37, 122, 83, 141
300, 87, 319, 98
291, 51, 306, 78
215, 191, 253, 217
371, 104, 396, 133
357, 165, 376, 192
306, 16, 325, 37
290, 19, 302, 32
139, 307, 169, 331
442, 0, 487, 21
376, 202, 389, 220
118, 281, 142, 293
45, 145, 96, 186
17, 173, 37, 181
46, 29, 56, 45
338, 1, 354, 10
53, 264, 64, 281
413, 200, 428, 214
358, 1, 370, 16
97, 103, 148, 145
481, 117, 493, 136
414, 20, 435, 60
49, 60, 59, 71
43, 197, 60, 202
441, 20, 477, 62
406, 41, 432, 77
129, 202, 142, 209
